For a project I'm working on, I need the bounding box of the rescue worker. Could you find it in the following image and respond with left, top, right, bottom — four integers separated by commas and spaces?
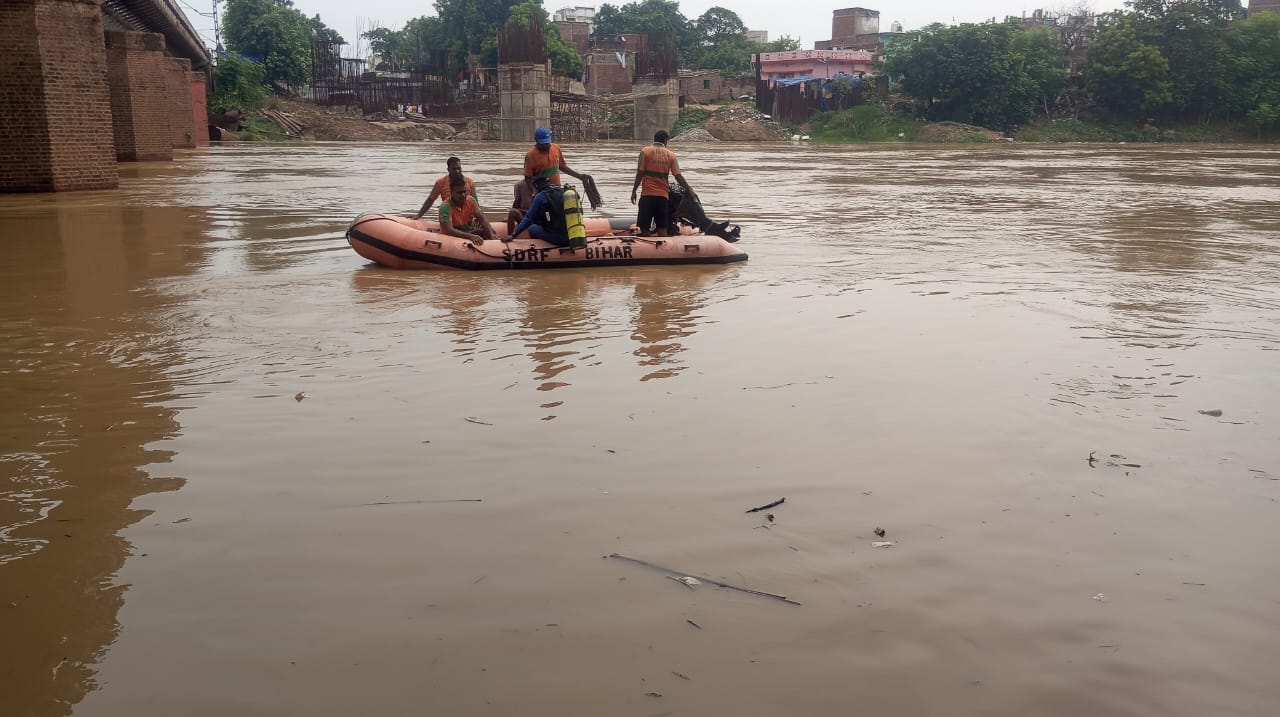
438, 176, 495, 243
509, 176, 571, 247
507, 177, 535, 236
630, 130, 696, 237
412, 156, 476, 219
524, 126, 589, 188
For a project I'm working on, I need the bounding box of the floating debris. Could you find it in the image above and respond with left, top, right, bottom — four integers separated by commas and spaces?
464, 417, 493, 426
871, 541, 895, 548
1198, 409, 1223, 417
607, 553, 801, 605
874, 527, 886, 538
667, 576, 701, 590
746, 497, 785, 514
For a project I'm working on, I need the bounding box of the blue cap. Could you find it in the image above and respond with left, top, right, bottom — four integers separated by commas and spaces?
534, 127, 552, 144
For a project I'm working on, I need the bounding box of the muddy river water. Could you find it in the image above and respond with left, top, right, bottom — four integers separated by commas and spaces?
2, 142, 1278, 716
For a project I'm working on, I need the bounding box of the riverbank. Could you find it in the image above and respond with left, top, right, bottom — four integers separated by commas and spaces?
226, 98, 1277, 145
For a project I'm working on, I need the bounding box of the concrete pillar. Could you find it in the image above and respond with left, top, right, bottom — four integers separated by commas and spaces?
189, 71, 209, 146
105, 30, 172, 162
0, 0, 118, 192
163, 57, 195, 149
499, 63, 551, 142
633, 78, 679, 142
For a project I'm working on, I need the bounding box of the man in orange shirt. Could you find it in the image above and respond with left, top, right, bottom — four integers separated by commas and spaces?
524, 126, 588, 187
630, 130, 696, 237
438, 177, 495, 243
412, 156, 477, 219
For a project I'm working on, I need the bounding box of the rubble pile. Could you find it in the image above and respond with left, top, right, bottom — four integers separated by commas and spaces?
702, 103, 785, 142
671, 127, 718, 142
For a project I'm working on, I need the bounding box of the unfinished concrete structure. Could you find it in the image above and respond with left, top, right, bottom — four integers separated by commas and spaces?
499, 64, 552, 142
632, 35, 678, 141
497, 16, 552, 142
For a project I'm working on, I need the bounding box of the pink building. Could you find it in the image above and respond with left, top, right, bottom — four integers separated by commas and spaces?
751, 49, 875, 81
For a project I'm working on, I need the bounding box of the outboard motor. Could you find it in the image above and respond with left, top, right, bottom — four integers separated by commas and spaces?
668, 183, 741, 243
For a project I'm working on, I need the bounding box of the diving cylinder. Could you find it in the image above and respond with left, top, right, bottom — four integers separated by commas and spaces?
563, 184, 587, 248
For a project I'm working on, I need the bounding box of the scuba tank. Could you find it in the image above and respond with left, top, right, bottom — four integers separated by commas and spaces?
562, 183, 587, 249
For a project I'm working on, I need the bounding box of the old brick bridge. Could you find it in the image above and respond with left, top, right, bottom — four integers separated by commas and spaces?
2, 0, 212, 192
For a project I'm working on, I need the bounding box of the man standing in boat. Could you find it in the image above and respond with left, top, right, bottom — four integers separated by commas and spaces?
412, 156, 476, 219
438, 177, 496, 244
524, 127, 588, 188
631, 130, 696, 237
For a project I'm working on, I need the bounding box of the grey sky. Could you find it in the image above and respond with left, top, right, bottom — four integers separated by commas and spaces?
179, 0, 1127, 57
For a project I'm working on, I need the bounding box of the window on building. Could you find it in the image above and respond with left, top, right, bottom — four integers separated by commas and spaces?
703, 79, 711, 90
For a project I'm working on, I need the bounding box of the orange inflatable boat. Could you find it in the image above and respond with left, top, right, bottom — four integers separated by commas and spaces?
346, 214, 748, 270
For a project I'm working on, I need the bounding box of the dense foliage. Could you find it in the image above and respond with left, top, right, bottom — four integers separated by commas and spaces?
208, 53, 268, 114
222, 0, 342, 87
881, 20, 1067, 131
1087, 0, 1278, 130
878, 0, 1277, 134
369, 0, 797, 81
595, 1, 799, 77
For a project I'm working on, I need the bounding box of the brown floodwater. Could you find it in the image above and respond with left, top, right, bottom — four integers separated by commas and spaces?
2, 142, 1279, 717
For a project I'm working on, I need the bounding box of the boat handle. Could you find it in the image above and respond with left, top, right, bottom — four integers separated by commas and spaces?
684, 244, 700, 253
424, 239, 443, 249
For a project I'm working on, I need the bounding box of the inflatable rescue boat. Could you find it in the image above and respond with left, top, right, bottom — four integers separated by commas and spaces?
346, 214, 748, 271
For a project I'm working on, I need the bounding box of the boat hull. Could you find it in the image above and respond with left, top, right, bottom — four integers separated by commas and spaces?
346, 214, 748, 271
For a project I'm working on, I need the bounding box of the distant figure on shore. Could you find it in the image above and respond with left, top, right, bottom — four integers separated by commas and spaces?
438, 177, 495, 243
631, 130, 696, 237
412, 156, 476, 219
507, 177, 534, 235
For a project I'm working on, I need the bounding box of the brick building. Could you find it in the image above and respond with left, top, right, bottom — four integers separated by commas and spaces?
815, 7, 882, 51
1, 0, 209, 193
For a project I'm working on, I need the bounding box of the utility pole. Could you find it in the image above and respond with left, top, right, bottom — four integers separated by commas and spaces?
211, 0, 222, 53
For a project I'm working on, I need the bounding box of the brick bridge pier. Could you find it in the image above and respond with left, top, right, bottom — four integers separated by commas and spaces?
0, 0, 210, 192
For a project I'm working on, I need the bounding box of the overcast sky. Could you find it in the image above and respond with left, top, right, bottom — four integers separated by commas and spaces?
179, 0, 1129, 56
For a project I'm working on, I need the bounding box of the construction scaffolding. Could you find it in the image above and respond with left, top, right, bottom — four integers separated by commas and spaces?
308, 39, 458, 115
631, 34, 678, 140
551, 92, 613, 141
497, 15, 550, 141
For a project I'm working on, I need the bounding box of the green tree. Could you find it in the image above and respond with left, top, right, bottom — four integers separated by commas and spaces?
309, 14, 344, 45
1085, 16, 1173, 116
364, 27, 405, 70
432, 0, 527, 55
593, 0, 693, 61
684, 7, 752, 75
762, 35, 801, 52
1126, 0, 1245, 120
693, 6, 746, 42
399, 16, 449, 68
222, 0, 318, 87
881, 21, 1046, 131
1013, 26, 1068, 116
493, 1, 584, 79
1225, 12, 1280, 133
209, 53, 268, 113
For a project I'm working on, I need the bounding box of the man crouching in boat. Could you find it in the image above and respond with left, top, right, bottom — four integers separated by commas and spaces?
509, 176, 571, 247
439, 176, 496, 244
